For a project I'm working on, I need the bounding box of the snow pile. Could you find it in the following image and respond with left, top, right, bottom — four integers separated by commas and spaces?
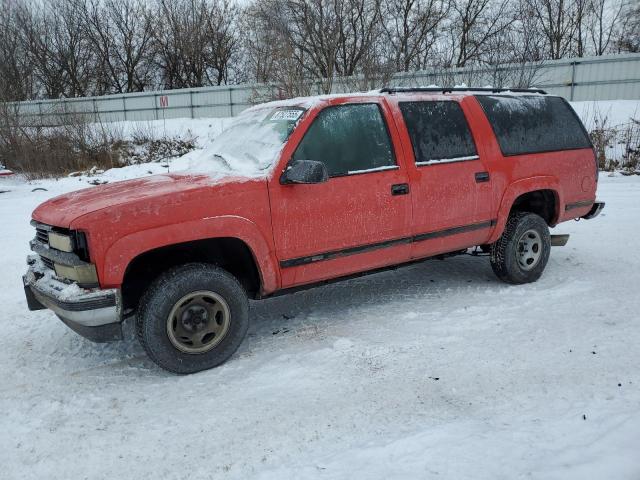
90, 118, 231, 169
112, 118, 233, 143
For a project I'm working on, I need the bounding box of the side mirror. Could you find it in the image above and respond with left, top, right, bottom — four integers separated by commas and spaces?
280, 160, 329, 185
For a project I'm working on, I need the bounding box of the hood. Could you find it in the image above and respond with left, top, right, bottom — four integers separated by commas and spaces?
32, 173, 255, 228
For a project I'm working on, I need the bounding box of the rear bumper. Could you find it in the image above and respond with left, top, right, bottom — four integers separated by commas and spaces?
23, 261, 123, 342
582, 201, 605, 220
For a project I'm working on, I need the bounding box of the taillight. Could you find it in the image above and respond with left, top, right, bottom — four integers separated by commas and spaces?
593, 146, 599, 183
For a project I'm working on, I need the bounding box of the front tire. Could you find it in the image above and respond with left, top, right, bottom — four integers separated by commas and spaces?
136, 263, 249, 374
490, 212, 551, 284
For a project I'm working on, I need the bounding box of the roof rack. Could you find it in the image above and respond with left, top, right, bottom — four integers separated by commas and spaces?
379, 87, 547, 95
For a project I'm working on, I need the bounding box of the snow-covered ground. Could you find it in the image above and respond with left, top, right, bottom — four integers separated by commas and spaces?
571, 99, 639, 131
1, 170, 640, 478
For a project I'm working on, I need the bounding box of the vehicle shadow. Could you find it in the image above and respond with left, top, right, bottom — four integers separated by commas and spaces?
57, 254, 496, 376
243, 255, 496, 350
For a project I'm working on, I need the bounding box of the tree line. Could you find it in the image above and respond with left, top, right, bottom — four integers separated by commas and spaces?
1, 0, 638, 102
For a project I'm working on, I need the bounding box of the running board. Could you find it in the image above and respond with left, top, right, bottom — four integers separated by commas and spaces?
551, 234, 570, 247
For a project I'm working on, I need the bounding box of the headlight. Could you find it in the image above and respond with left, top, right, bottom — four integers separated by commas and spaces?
48, 232, 74, 252
30, 221, 97, 286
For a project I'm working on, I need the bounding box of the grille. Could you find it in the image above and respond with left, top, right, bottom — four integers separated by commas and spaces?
35, 226, 49, 244
41, 256, 55, 270
40, 257, 53, 270
33, 222, 54, 270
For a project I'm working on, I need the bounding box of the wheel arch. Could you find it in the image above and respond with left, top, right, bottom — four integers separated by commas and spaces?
488, 177, 563, 244
101, 216, 279, 302
121, 237, 263, 310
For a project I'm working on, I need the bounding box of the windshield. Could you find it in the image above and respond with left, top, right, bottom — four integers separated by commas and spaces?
207, 106, 305, 172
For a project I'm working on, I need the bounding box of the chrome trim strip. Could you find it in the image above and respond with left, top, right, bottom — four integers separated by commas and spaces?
280, 219, 497, 268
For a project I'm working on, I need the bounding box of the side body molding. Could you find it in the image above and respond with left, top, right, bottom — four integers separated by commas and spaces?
101, 215, 279, 294
487, 176, 563, 244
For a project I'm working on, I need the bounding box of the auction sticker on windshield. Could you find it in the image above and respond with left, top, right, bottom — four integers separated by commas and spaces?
269, 109, 304, 121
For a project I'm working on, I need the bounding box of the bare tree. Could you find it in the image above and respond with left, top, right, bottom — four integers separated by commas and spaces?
49, 0, 95, 96
248, 0, 398, 93
380, 0, 449, 72
480, 0, 546, 87
85, 0, 156, 93
283, 0, 344, 93
17, 8, 63, 98
447, 0, 514, 67
18, 0, 95, 98
241, 1, 311, 98
239, 2, 280, 84
574, 0, 590, 57
0, 1, 35, 101
204, 0, 241, 85
154, 0, 240, 89
334, 0, 382, 77
616, 0, 640, 52
155, 0, 210, 88
527, 0, 581, 59
589, 0, 625, 55
2, 0, 635, 102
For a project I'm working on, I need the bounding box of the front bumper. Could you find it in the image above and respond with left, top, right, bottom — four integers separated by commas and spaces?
23, 261, 123, 342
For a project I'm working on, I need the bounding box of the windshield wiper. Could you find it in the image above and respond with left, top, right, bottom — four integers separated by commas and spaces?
213, 153, 231, 169
243, 152, 271, 170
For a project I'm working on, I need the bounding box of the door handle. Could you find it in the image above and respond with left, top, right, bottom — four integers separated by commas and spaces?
391, 183, 410, 196
475, 171, 490, 183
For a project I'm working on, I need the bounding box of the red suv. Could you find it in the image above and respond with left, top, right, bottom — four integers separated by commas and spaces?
23, 87, 604, 373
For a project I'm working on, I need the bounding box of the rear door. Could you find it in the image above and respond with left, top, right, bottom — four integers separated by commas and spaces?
393, 98, 496, 258
269, 100, 413, 288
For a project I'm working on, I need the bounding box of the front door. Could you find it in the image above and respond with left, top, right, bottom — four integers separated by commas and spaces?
269, 101, 413, 288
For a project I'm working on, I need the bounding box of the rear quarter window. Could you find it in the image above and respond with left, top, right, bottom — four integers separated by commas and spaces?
475, 95, 591, 156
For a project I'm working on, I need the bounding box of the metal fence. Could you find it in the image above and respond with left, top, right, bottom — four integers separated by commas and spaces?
11, 52, 640, 126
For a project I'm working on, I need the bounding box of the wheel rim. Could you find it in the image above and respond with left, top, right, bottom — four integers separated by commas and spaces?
166, 290, 231, 354
516, 229, 543, 271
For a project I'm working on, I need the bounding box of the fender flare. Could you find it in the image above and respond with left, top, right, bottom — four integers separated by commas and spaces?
488, 176, 564, 243
101, 215, 279, 293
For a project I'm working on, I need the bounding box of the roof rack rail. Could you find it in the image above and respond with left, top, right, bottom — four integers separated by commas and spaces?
379, 87, 547, 95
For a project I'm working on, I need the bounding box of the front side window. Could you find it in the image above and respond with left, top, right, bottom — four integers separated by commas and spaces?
399, 101, 478, 166
292, 103, 395, 176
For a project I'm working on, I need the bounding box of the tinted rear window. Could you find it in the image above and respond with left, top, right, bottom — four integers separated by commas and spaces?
475, 95, 591, 156
399, 101, 477, 164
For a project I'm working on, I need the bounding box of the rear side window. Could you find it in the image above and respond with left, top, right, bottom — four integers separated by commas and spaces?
475, 95, 591, 156
399, 101, 478, 165
292, 103, 395, 176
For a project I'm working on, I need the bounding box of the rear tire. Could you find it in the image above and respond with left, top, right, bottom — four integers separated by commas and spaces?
490, 212, 551, 284
136, 263, 249, 374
